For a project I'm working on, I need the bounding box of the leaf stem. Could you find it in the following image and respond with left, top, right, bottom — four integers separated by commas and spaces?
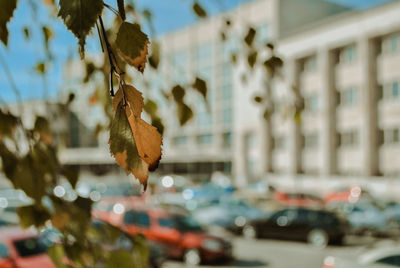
103, 3, 122, 19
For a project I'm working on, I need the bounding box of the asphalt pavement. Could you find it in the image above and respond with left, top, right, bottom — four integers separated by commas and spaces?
164, 235, 384, 268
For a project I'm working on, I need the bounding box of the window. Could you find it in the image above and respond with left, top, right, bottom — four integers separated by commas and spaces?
339, 45, 356, 64
158, 218, 175, 228
273, 136, 285, 151
13, 237, 47, 257
256, 23, 269, 47
197, 134, 213, 145
222, 107, 232, 126
303, 55, 317, 72
339, 130, 359, 147
384, 129, 400, 144
384, 81, 400, 100
339, 87, 358, 107
172, 51, 189, 84
172, 136, 187, 146
123, 211, 150, 227
382, 33, 400, 54
304, 95, 319, 112
222, 132, 232, 148
376, 255, 400, 266
303, 133, 318, 149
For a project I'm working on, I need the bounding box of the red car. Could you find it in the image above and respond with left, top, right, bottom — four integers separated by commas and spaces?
274, 191, 324, 208
0, 227, 55, 268
116, 207, 232, 265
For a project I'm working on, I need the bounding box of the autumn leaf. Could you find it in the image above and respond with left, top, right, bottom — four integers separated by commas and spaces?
58, 0, 103, 58
109, 102, 150, 187
113, 85, 143, 117
115, 22, 149, 72
0, 0, 17, 46
113, 85, 162, 170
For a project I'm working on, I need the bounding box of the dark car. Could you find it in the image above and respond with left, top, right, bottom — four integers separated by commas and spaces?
243, 208, 348, 247
118, 207, 233, 265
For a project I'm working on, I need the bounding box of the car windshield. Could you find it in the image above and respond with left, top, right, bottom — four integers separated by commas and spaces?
13, 237, 47, 257
173, 215, 203, 232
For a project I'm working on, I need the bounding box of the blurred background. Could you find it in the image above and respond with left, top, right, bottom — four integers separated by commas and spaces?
2, 0, 400, 267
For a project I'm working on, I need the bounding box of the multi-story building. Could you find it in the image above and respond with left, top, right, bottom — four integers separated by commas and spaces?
45, 0, 400, 191
138, 0, 351, 184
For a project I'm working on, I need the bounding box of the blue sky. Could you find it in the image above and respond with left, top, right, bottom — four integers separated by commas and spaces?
0, 0, 395, 103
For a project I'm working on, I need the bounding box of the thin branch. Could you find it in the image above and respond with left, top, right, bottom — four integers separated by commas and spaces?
0, 52, 23, 107
97, 15, 125, 99
103, 3, 122, 19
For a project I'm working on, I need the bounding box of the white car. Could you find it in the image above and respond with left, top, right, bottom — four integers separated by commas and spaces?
323, 244, 400, 268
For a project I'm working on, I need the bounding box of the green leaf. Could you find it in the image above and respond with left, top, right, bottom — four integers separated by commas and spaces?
0, 142, 18, 179
61, 167, 79, 188
171, 85, 185, 103
106, 250, 135, 268
244, 27, 256, 47
192, 77, 207, 100
177, 103, 193, 126
116, 22, 149, 72
58, 0, 103, 58
148, 42, 160, 69
34, 116, 52, 144
35, 62, 46, 75
247, 50, 258, 68
193, 2, 207, 18
47, 244, 68, 268
42, 25, 53, 47
17, 205, 51, 228
109, 102, 149, 186
23, 27, 30, 40
0, 109, 18, 139
0, 0, 17, 46
144, 99, 164, 134
254, 96, 263, 103
117, 0, 126, 20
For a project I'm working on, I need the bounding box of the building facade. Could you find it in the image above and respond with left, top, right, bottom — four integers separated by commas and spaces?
57, 0, 400, 189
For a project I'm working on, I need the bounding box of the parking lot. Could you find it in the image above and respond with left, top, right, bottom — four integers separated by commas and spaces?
165, 236, 388, 268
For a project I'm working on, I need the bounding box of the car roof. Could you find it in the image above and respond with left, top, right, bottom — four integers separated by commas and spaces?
0, 227, 37, 242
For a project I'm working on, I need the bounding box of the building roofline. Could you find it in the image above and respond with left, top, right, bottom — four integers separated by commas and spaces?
279, 0, 398, 42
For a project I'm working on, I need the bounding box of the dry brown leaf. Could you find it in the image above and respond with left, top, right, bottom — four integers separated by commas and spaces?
128, 116, 162, 170
113, 85, 144, 116
114, 150, 149, 185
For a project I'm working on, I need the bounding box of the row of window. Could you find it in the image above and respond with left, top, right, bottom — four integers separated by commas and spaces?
272, 127, 400, 151
272, 130, 359, 151
172, 132, 232, 147
300, 32, 400, 73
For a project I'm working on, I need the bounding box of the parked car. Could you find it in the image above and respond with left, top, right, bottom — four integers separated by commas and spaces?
327, 202, 390, 235
243, 207, 348, 247
0, 227, 55, 268
193, 198, 268, 233
322, 244, 400, 268
274, 191, 324, 208
117, 207, 233, 265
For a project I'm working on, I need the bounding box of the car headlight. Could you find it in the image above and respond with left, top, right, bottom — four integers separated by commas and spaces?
203, 239, 222, 251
